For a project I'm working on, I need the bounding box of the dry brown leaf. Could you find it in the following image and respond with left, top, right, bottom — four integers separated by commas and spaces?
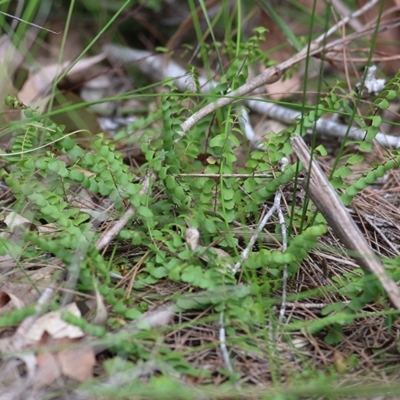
27, 265, 60, 282
0, 290, 24, 310
18, 53, 106, 111
18, 60, 70, 106
66, 188, 111, 224
0, 266, 56, 316
264, 74, 300, 101
4, 212, 32, 232
33, 334, 95, 389
34, 341, 62, 389
254, 119, 287, 143
24, 303, 84, 345
80, 74, 114, 116
0, 282, 40, 316
75, 168, 95, 178
58, 338, 95, 382
0, 302, 95, 389
65, 53, 106, 82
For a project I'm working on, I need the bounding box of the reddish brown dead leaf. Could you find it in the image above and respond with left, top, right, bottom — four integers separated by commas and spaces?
58, 337, 95, 382
33, 334, 95, 388
34, 347, 62, 389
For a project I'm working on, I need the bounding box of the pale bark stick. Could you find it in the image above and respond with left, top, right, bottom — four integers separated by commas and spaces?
291, 135, 400, 310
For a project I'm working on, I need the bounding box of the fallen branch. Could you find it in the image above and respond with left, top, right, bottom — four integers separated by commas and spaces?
247, 99, 400, 148
291, 134, 400, 310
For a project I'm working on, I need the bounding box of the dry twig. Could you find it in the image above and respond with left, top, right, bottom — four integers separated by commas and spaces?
95, 174, 151, 251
